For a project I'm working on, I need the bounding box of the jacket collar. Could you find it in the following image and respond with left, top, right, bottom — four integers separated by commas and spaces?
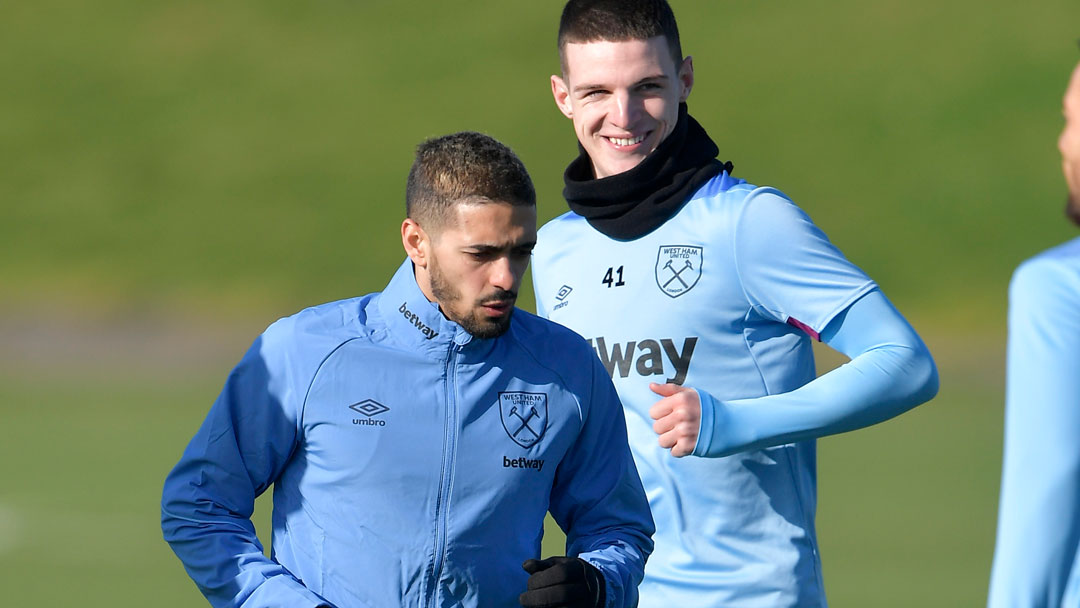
377, 259, 477, 357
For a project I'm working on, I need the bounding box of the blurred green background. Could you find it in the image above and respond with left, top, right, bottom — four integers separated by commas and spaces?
2, 0, 1078, 605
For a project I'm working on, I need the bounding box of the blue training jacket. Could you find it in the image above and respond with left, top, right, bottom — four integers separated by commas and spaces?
161, 260, 654, 608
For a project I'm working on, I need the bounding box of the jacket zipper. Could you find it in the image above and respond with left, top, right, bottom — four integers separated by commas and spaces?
427, 342, 460, 606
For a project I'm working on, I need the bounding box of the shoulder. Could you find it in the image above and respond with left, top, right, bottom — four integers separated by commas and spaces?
679, 177, 820, 261
717, 179, 839, 248
258, 295, 379, 365
508, 309, 594, 355
1011, 237, 1080, 304
682, 173, 798, 226
537, 211, 589, 244
691, 169, 755, 202
505, 310, 597, 376
732, 183, 800, 220
535, 212, 589, 263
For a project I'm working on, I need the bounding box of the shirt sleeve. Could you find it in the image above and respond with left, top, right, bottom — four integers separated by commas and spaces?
160, 326, 332, 608
548, 351, 655, 608
733, 189, 877, 336
694, 288, 939, 457
988, 257, 1080, 608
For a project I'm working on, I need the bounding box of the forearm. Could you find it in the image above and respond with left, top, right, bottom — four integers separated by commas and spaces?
695, 341, 935, 457
575, 537, 651, 608
559, 456, 653, 607
554, 358, 654, 608
694, 289, 938, 458
161, 340, 328, 608
162, 468, 330, 607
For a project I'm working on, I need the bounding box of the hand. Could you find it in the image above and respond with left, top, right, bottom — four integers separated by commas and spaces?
519, 556, 605, 608
649, 382, 701, 457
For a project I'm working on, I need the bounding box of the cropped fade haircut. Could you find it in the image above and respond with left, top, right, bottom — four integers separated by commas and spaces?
406, 131, 536, 232
557, 0, 682, 74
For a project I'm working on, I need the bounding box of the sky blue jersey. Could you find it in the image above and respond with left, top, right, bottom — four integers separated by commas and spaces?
532, 173, 937, 607
161, 259, 654, 608
989, 236, 1080, 607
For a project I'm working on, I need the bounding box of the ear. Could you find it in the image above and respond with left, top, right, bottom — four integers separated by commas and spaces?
551, 74, 574, 119
677, 56, 694, 103
401, 218, 430, 268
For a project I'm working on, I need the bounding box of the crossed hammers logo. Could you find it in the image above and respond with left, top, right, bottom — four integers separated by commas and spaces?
661, 259, 694, 289
508, 405, 541, 439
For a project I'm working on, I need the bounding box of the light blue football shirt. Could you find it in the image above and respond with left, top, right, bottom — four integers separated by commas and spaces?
532, 174, 878, 607
989, 236, 1080, 607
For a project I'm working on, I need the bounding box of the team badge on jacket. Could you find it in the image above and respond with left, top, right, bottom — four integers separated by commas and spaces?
499, 392, 548, 448
655, 245, 703, 298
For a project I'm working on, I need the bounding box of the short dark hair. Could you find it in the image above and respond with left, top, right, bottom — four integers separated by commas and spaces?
406, 131, 536, 230
557, 0, 682, 73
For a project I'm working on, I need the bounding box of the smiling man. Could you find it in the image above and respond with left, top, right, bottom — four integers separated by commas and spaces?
162, 131, 653, 608
531, 1, 939, 606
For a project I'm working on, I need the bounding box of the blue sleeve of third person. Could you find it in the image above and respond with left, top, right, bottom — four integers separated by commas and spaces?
989, 254, 1080, 608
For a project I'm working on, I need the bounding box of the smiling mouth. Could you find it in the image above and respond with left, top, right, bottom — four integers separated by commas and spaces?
605, 133, 647, 147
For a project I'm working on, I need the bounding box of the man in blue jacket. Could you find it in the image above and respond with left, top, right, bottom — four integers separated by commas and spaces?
988, 58, 1080, 608
532, 1, 938, 605
162, 131, 654, 608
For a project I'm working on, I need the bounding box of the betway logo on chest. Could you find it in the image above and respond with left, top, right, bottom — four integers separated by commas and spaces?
398, 302, 440, 340
587, 337, 697, 385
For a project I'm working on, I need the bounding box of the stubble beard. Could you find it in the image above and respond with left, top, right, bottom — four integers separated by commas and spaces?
428, 257, 515, 339
1065, 157, 1080, 227
1067, 192, 1080, 228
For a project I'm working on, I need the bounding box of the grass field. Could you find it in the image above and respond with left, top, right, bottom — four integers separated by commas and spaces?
3, 0, 1079, 605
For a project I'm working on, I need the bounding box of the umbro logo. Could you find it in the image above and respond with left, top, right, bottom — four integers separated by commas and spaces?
553, 285, 573, 312
350, 399, 389, 427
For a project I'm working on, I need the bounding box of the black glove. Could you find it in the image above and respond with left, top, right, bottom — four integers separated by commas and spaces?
519, 556, 606, 608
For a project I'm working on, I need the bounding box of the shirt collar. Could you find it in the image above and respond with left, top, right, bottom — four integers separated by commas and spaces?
377, 259, 476, 356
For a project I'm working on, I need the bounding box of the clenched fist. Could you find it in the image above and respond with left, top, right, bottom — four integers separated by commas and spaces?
648, 383, 701, 457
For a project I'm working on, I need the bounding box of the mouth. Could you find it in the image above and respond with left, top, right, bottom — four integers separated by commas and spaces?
604, 132, 649, 149
480, 299, 515, 316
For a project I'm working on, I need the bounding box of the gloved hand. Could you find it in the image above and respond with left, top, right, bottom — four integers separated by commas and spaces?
519, 556, 605, 608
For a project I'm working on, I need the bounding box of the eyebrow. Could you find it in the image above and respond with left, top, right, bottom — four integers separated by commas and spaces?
572, 74, 668, 94
467, 240, 537, 253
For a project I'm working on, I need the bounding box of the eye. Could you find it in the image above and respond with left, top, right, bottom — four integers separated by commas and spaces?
468, 250, 496, 262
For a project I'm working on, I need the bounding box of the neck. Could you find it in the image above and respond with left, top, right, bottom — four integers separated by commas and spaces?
411, 262, 439, 305
562, 104, 732, 240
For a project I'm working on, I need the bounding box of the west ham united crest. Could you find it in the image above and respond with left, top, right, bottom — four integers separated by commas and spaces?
499, 392, 548, 448
655, 245, 703, 298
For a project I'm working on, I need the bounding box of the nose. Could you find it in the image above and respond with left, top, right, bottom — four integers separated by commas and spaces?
490, 256, 516, 292
611, 90, 641, 130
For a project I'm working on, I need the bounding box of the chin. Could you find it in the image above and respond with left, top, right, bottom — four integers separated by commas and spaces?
462, 311, 514, 340
1067, 194, 1080, 227
599, 156, 647, 179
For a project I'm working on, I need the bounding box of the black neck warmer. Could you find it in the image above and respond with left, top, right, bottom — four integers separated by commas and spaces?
563, 103, 733, 240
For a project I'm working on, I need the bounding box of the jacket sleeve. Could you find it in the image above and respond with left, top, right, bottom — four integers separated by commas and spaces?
548, 352, 655, 608
160, 329, 332, 608
693, 288, 939, 457
988, 258, 1080, 607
